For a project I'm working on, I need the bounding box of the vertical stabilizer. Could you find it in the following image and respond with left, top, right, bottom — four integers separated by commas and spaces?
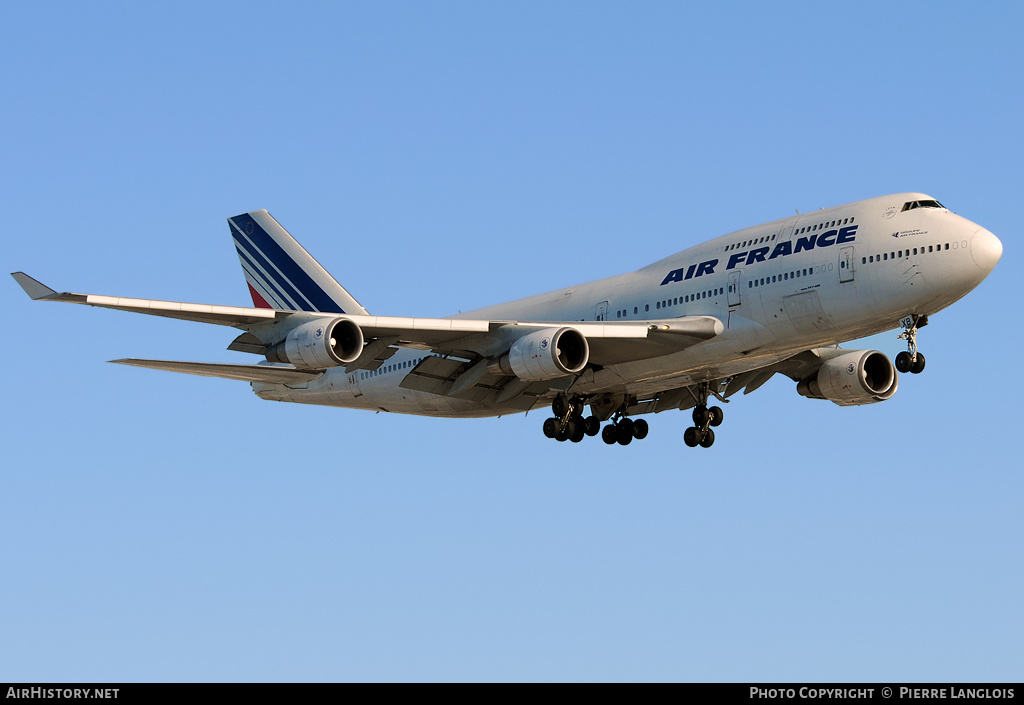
227, 210, 368, 314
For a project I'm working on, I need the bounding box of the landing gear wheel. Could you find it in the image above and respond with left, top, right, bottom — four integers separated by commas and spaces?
617, 424, 633, 446
709, 406, 724, 427
699, 428, 715, 448
570, 423, 586, 443
632, 418, 649, 440
584, 416, 601, 436
897, 314, 928, 375
543, 418, 559, 439
556, 421, 573, 442
911, 352, 926, 374
683, 427, 700, 448
619, 418, 635, 438
693, 406, 710, 427
552, 396, 568, 417
602, 425, 618, 445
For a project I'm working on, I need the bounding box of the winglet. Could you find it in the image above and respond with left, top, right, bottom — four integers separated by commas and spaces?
11, 272, 58, 300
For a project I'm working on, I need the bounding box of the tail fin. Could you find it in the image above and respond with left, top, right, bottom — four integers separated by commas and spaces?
227, 210, 369, 315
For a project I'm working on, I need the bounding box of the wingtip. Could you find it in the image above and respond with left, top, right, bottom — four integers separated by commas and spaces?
11, 272, 58, 300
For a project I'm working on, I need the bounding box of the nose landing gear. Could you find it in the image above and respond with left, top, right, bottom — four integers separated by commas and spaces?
896, 314, 928, 374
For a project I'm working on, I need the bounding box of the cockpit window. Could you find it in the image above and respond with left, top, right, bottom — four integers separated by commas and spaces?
901, 199, 945, 212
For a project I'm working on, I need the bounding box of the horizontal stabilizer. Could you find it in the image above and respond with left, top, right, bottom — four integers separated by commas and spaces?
111, 359, 321, 384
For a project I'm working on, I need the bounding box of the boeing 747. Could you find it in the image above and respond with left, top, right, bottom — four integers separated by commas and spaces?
12, 193, 1001, 447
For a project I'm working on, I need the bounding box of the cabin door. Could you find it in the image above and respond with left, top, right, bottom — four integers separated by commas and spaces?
347, 371, 363, 397
839, 246, 855, 283
728, 270, 742, 306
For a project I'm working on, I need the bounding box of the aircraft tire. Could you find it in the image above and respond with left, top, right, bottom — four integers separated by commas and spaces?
699, 428, 715, 448
570, 422, 586, 443
617, 425, 633, 446
693, 406, 710, 427
632, 418, 649, 439
602, 425, 618, 445
684, 427, 700, 447
584, 416, 601, 436
895, 351, 914, 373
709, 406, 724, 427
911, 352, 926, 374
552, 396, 568, 417
543, 418, 559, 439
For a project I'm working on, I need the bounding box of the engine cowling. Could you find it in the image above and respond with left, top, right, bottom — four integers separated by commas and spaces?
265, 318, 364, 369
796, 350, 898, 406
488, 327, 589, 381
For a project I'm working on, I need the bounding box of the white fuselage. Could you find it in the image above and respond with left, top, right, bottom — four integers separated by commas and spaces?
253, 193, 1001, 417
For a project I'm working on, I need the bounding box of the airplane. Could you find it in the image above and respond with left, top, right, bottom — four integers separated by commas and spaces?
12, 192, 1001, 448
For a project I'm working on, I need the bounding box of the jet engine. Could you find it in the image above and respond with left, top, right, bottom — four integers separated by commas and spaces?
796, 350, 898, 406
265, 318, 364, 369
488, 327, 589, 382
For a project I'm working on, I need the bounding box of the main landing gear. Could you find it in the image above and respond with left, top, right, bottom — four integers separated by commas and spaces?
541, 395, 648, 445
542, 395, 601, 443
683, 384, 724, 449
895, 314, 928, 375
601, 414, 649, 446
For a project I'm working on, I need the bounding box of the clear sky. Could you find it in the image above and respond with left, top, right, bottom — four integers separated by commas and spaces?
2, 1, 1021, 682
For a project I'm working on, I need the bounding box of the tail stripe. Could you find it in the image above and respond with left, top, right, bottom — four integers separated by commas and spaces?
246, 283, 272, 309
231, 226, 314, 310
228, 214, 345, 313
233, 239, 301, 310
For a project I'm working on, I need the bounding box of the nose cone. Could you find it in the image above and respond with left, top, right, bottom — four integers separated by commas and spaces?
971, 228, 1002, 272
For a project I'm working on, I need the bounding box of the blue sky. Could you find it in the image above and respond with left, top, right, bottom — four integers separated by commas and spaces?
2, 1, 1021, 682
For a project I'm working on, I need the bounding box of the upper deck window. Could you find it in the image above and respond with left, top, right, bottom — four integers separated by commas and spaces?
901, 199, 945, 212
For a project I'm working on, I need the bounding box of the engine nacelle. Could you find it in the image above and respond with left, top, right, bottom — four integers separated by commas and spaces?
796, 350, 898, 406
488, 327, 589, 382
265, 318, 364, 369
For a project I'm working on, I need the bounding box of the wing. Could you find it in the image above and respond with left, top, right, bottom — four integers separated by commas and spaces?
11, 272, 280, 327
13, 272, 724, 403
111, 359, 322, 384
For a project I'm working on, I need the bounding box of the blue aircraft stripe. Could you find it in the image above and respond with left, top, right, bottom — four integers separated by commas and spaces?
234, 235, 304, 310
229, 214, 345, 313
235, 244, 295, 310
232, 231, 312, 311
